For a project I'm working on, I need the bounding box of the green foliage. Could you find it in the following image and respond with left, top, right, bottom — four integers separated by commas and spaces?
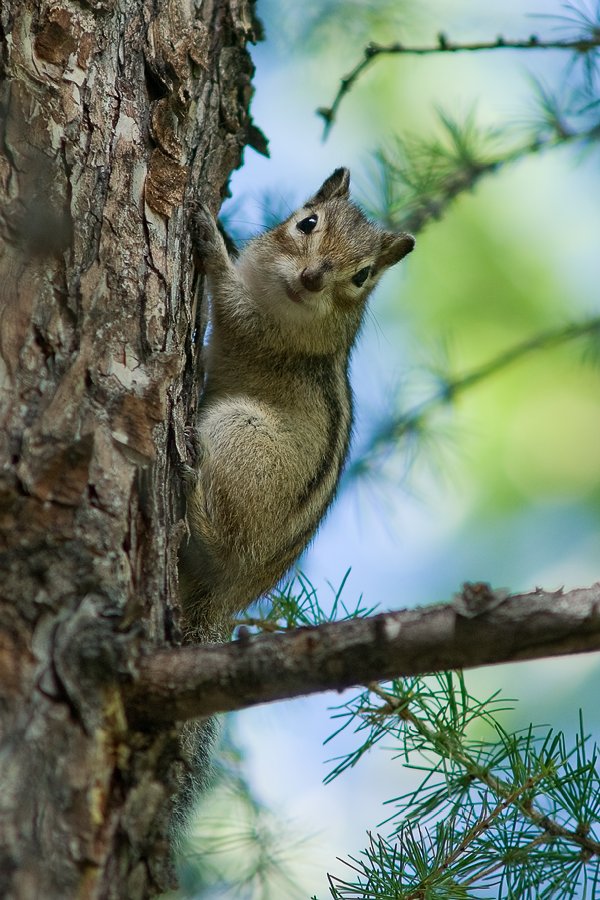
175, 724, 311, 899
532, 1, 600, 96
322, 678, 600, 898
319, 2, 600, 138
257, 0, 416, 51
319, 0, 600, 508
346, 317, 600, 491
236, 571, 378, 633
360, 111, 508, 235
359, 97, 600, 238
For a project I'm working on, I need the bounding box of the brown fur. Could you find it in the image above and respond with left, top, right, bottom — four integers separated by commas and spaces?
180, 168, 414, 637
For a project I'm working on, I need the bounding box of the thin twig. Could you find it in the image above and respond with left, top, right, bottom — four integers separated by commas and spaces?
346, 315, 600, 483
319, 34, 600, 137
462, 832, 551, 888
403, 785, 549, 898
368, 682, 600, 859
393, 126, 599, 236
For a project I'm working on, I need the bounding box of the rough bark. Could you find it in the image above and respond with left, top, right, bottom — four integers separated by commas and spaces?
127, 582, 600, 724
0, 0, 263, 896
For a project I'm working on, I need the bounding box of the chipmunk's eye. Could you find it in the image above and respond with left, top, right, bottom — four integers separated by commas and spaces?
296, 214, 318, 234
352, 266, 370, 287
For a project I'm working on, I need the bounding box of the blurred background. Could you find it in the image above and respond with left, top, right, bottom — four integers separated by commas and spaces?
180, 1, 600, 896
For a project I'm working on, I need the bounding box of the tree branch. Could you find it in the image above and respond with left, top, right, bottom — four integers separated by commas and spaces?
318, 33, 600, 136
127, 582, 600, 727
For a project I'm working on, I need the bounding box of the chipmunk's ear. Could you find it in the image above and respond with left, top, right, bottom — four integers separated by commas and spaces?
377, 231, 415, 270
309, 167, 350, 204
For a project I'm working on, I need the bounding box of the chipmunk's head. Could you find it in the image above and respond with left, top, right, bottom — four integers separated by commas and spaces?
237, 168, 414, 355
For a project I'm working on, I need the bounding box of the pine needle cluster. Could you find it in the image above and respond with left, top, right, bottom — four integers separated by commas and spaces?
322, 676, 600, 899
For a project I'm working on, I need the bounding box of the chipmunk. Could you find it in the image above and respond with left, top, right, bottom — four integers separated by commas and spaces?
179, 167, 414, 637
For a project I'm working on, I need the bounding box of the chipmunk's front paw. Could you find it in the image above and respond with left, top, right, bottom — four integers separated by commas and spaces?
178, 426, 204, 494
184, 425, 203, 468
179, 462, 199, 494
190, 203, 223, 262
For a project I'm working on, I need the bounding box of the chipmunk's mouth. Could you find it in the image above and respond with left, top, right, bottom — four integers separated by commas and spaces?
284, 283, 303, 303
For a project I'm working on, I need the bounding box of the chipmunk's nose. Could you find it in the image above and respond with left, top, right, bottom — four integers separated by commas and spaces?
300, 262, 331, 293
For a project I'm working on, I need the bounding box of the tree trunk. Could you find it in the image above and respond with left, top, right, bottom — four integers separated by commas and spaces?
0, 0, 262, 896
